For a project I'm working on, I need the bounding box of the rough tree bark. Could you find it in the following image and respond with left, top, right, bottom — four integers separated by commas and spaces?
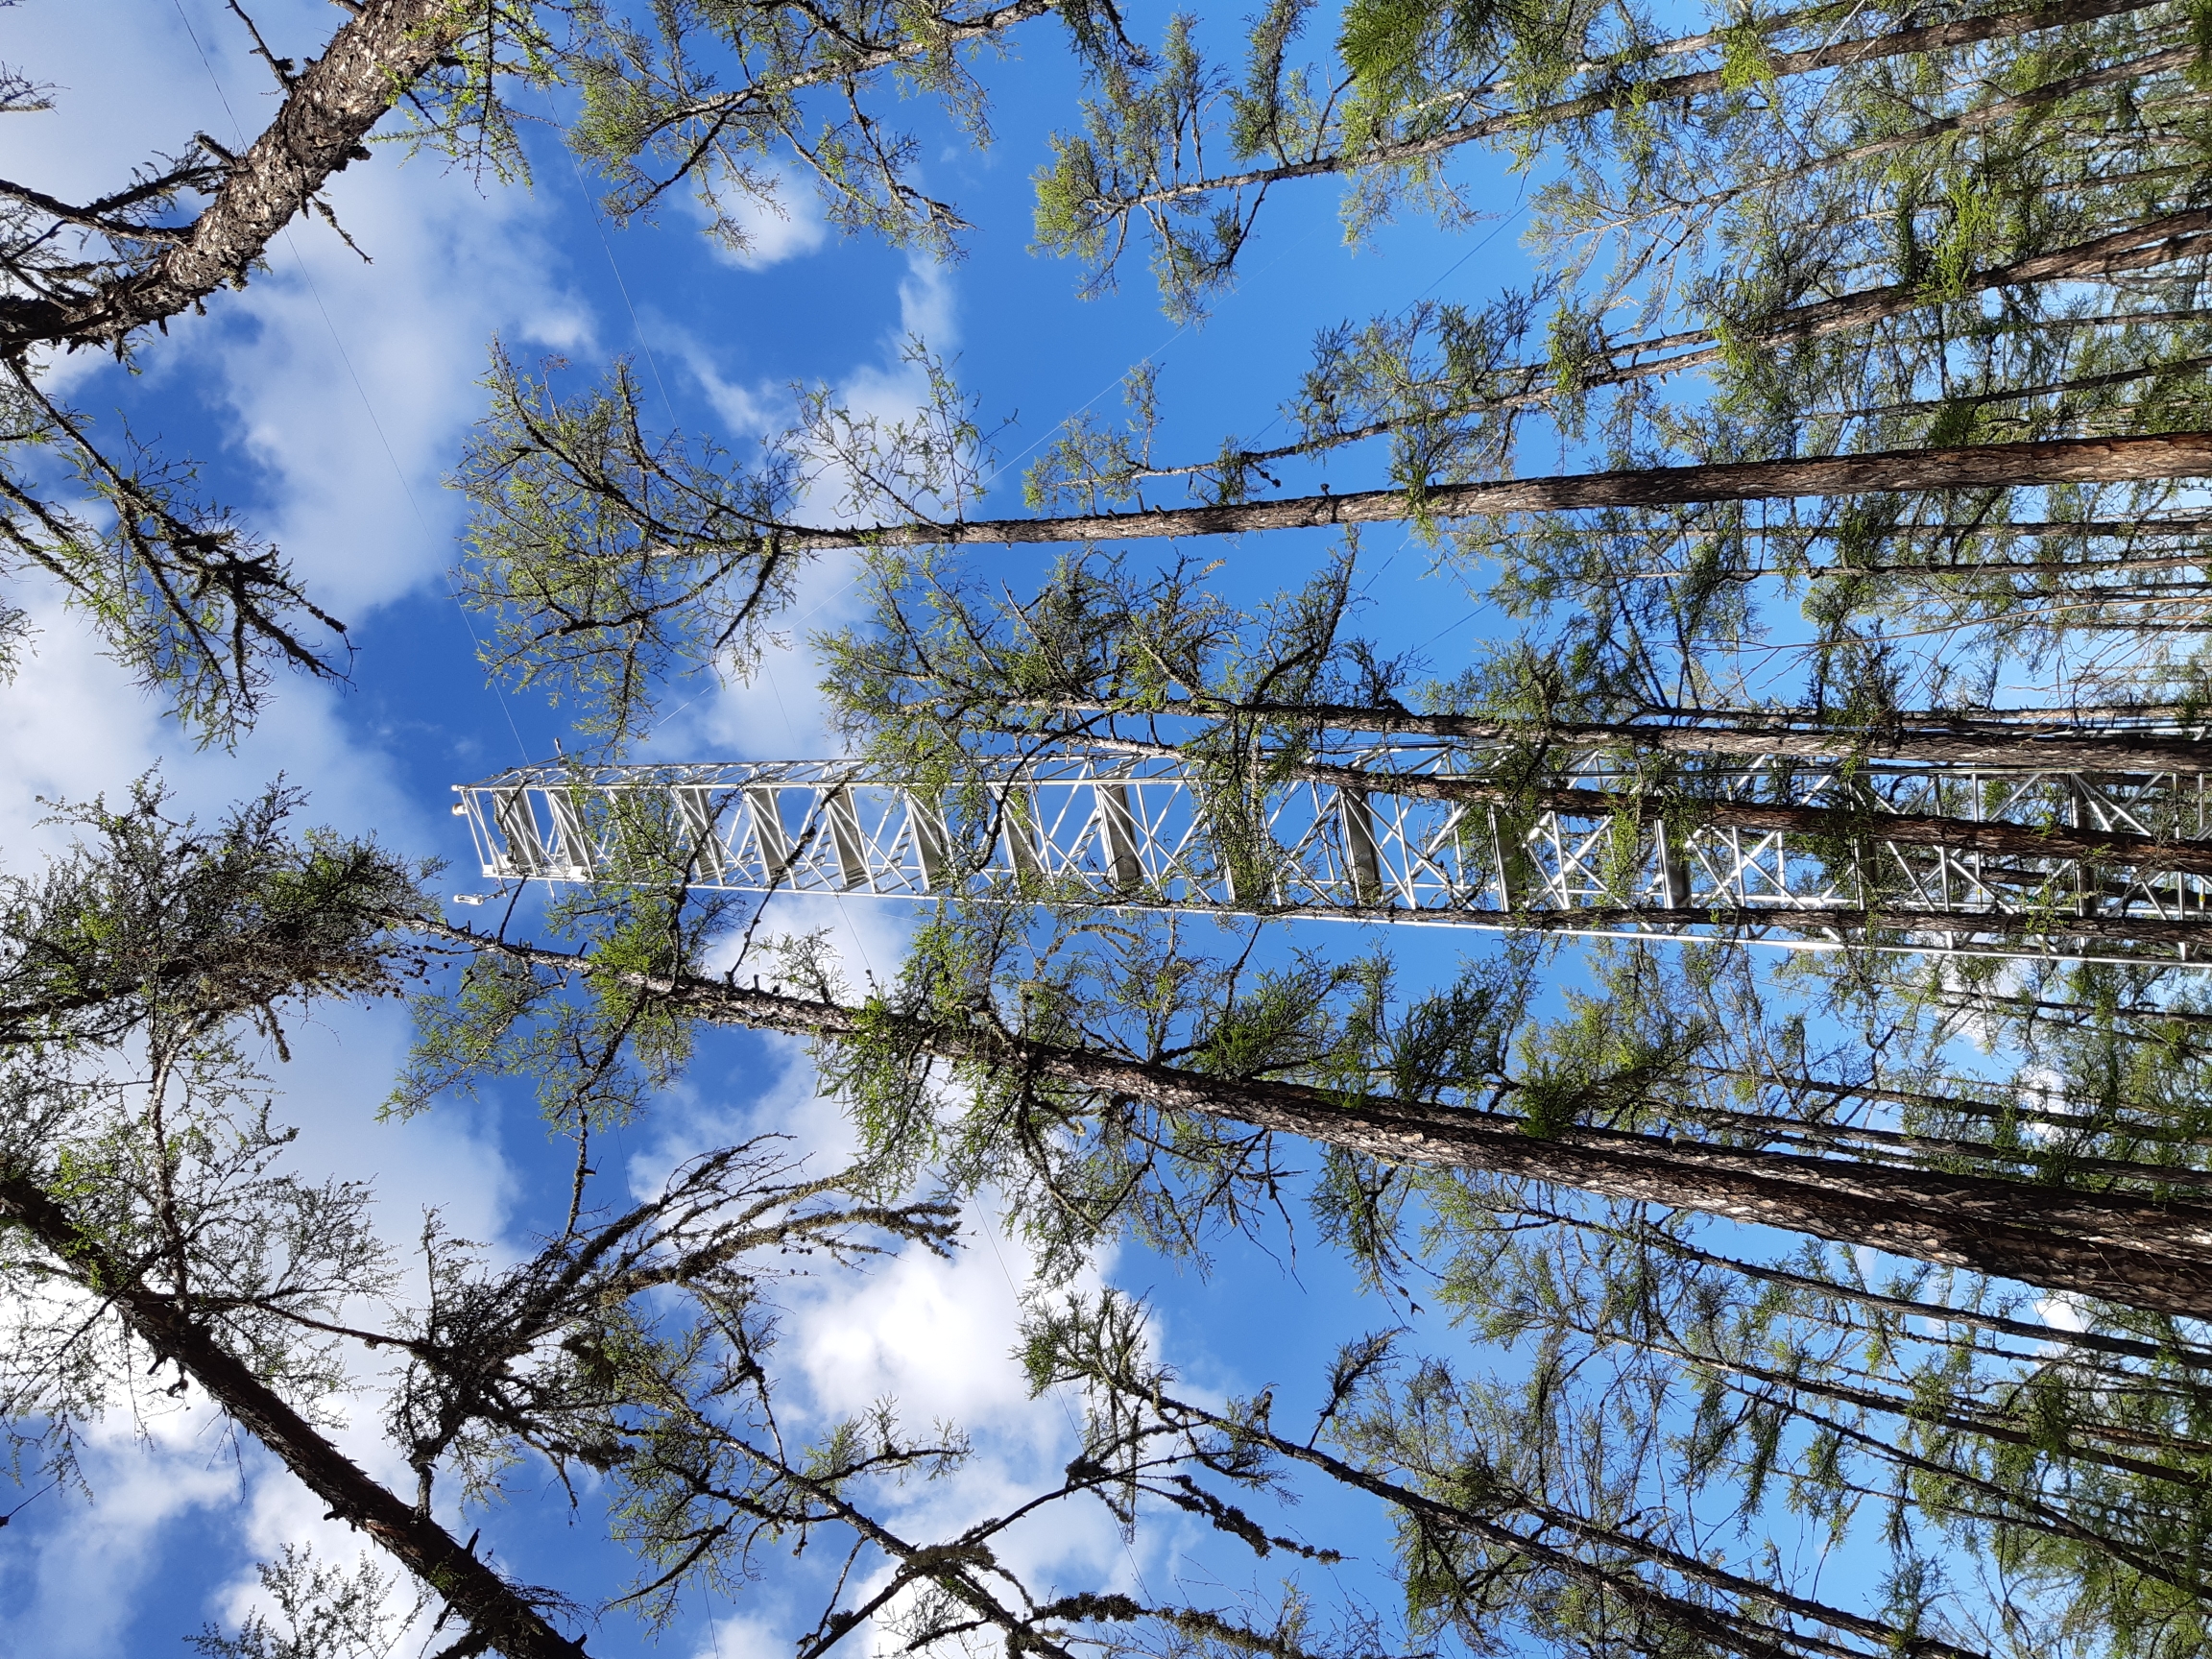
731, 432, 2212, 552
0, 0, 474, 357
1176, 206, 2212, 486
1095, 740, 2212, 878
1094, 0, 2172, 207
1246, 899, 2212, 949
441, 928, 2212, 1322
1008, 693, 2212, 771
0, 1167, 587, 1659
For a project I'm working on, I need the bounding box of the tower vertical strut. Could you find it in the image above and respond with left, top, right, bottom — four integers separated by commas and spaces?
453, 745, 2212, 967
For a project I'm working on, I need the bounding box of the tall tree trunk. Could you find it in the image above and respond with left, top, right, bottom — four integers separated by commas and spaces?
751, 432, 2212, 552
446, 929, 2212, 1321
1629, 1229, 2212, 1367
1698, 1065, 2212, 1150
1155, 1385, 1997, 1659
1605, 209, 2212, 376
1936, 991, 2212, 1031
1633, 1335, 2212, 1484
656, 0, 1057, 132
1014, 692, 2212, 771
1070, 732, 2212, 877
1755, 205, 2212, 344
0, 1169, 587, 1659
1630, 1090, 2212, 1193
1106, 0, 2172, 208
1320, 755, 2212, 876
1174, 205, 2212, 484
0, 0, 473, 356
1813, 535, 2212, 576
1259, 897, 2212, 948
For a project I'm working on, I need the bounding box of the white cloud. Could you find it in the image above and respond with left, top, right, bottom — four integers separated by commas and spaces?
692, 1612, 790, 1659
626, 560, 865, 761
897, 256, 959, 348
276, 1002, 517, 1262
829, 253, 961, 434
604, 1122, 1145, 1659
647, 314, 788, 443
6, 0, 590, 637
198, 192, 591, 623
690, 353, 786, 443
684, 168, 831, 271
179, 133, 589, 627
788, 1216, 1063, 1430
637, 252, 968, 765
0, 1415, 241, 1659
615, 974, 1148, 1644
2035, 1293, 2090, 1334
0, 585, 430, 860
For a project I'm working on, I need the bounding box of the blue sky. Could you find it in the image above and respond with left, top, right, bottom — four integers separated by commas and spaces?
0, 3, 1571, 1655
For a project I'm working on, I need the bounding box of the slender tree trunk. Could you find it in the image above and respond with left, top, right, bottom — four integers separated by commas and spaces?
1074, 732, 2212, 876
1641, 1094, 2212, 1193
1641, 1336, 2212, 1485
1605, 208, 2212, 367
1814, 536, 2212, 577
1793, 1405, 2205, 1593
443, 928, 2212, 1320
1337, 758, 2212, 876
1758, 204, 2212, 344
660, 0, 1057, 128
1155, 200, 2212, 494
1016, 692, 2212, 770
1699, 1065, 2212, 1150
1778, 349, 2212, 426
1658, 43, 2200, 204
1111, 0, 2172, 207
749, 432, 2212, 552
1747, 517, 2212, 547
1257, 898, 2212, 949
1202, 1397, 1977, 1659
0, 0, 473, 356
0, 1170, 586, 1658
1939, 991, 2212, 1030
1167, 203, 2212, 487
1623, 1228, 2212, 1367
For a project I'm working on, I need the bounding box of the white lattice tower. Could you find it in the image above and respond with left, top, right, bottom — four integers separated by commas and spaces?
453, 745, 2212, 968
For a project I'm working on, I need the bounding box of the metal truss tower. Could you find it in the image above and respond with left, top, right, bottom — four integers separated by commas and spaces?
453, 744, 2212, 968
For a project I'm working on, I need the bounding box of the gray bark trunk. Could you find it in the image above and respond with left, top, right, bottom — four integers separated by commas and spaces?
444, 929, 2212, 1321
0, 0, 472, 356
749, 432, 2212, 552
1040, 694, 2212, 771
1255, 898, 2212, 949
1070, 733, 2212, 875
0, 1169, 586, 1658
1116, 0, 2172, 204
1187, 204, 2212, 482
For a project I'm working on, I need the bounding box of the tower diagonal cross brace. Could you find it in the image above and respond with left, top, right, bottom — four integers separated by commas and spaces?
453, 745, 2212, 968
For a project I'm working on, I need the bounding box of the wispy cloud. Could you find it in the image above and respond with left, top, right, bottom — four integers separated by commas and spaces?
683, 167, 832, 272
